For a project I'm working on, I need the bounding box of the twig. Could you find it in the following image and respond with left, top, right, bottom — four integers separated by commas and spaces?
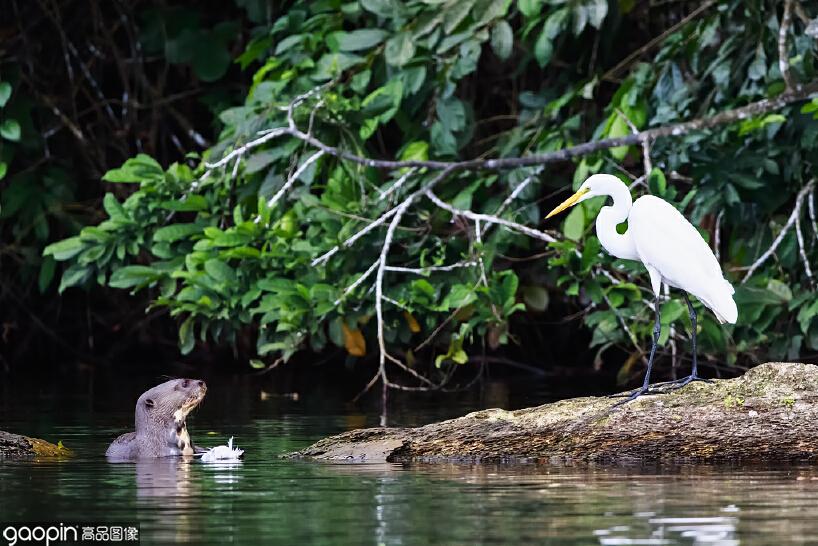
714, 209, 724, 262
617, 108, 652, 177
384, 261, 477, 274
425, 190, 557, 244
208, 81, 818, 176
742, 181, 815, 282
795, 206, 814, 285
779, 0, 796, 91
266, 150, 324, 208
335, 260, 379, 305
379, 168, 418, 201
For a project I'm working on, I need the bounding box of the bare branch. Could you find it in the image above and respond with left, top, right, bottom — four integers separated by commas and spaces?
266, 150, 324, 208
207, 81, 818, 176
335, 260, 379, 305
742, 181, 815, 282
378, 168, 418, 201
425, 190, 557, 244
779, 0, 796, 91
795, 208, 814, 285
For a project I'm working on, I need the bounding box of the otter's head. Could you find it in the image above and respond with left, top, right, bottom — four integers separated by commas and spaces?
134, 378, 207, 434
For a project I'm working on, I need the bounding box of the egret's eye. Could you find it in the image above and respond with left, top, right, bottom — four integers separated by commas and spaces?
181, 379, 190, 389
144, 398, 155, 409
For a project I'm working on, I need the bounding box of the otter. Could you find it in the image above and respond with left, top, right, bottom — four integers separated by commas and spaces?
106, 378, 207, 460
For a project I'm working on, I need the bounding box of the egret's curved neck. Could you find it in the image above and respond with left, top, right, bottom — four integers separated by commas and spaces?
595, 183, 639, 261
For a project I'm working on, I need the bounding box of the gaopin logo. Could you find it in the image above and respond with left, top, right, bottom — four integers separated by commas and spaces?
3, 524, 78, 546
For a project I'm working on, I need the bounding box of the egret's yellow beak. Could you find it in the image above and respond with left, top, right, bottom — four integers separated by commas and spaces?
546, 187, 590, 219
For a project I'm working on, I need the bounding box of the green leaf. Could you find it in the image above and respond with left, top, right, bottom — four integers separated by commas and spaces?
563, 205, 585, 241
249, 359, 266, 369
534, 25, 553, 68
103, 154, 164, 183
109, 265, 160, 289
59, 264, 92, 293
648, 168, 667, 196
159, 195, 208, 211
518, 0, 542, 17
0, 82, 11, 106
205, 259, 237, 283
385, 32, 415, 67
43, 236, 85, 261
1, 119, 21, 142
179, 316, 195, 355
154, 223, 202, 243
400, 141, 429, 161
328, 29, 389, 51
102, 193, 127, 221
490, 21, 513, 61
767, 279, 792, 302
0, 82, 11, 108
192, 39, 232, 82
442, 284, 476, 309
0, 161, 6, 180
38, 256, 56, 293
522, 285, 549, 311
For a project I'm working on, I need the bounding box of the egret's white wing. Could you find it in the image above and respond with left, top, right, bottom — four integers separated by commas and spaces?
629, 196, 737, 323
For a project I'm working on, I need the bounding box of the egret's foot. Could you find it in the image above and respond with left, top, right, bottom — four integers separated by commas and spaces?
610, 386, 654, 407
652, 374, 712, 392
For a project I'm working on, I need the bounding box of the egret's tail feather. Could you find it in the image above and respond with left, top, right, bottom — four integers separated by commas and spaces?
706, 278, 738, 324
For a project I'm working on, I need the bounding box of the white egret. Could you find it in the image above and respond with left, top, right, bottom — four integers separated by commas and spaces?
546, 174, 737, 402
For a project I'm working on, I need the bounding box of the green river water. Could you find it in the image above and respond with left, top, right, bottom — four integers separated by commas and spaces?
2, 372, 818, 545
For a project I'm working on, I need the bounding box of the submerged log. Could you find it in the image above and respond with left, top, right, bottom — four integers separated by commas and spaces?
0, 431, 70, 458
292, 362, 818, 463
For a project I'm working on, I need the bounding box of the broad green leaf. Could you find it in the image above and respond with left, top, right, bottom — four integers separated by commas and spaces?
179, 316, 195, 355
767, 279, 792, 302
160, 195, 208, 211
563, 205, 585, 241
385, 32, 415, 67
43, 236, 85, 261
490, 21, 513, 60
109, 265, 160, 288
328, 29, 389, 51
103, 193, 127, 221
522, 285, 549, 311
205, 259, 236, 283
38, 256, 56, 293
0, 82, 11, 106
648, 168, 667, 195
59, 264, 92, 293
518, 0, 542, 17
103, 154, 164, 183
400, 141, 429, 161
154, 223, 202, 243
534, 25, 553, 67
0, 119, 21, 142
0, 161, 6, 180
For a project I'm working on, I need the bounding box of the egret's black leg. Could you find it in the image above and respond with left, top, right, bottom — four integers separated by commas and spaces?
612, 295, 662, 405
653, 292, 712, 391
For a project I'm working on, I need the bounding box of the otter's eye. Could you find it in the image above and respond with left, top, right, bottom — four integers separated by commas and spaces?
181, 379, 190, 388
144, 398, 155, 409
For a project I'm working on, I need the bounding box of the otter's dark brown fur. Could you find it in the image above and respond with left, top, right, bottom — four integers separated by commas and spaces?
106, 378, 206, 460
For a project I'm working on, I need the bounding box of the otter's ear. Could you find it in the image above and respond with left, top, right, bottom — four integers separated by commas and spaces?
144, 398, 155, 409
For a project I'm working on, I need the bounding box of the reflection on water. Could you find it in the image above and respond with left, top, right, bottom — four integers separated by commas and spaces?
1, 375, 817, 545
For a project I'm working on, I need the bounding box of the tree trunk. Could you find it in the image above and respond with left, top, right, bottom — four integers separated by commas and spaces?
290, 362, 818, 463
0, 431, 69, 458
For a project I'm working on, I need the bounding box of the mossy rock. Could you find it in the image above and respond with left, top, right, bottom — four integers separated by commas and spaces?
290, 362, 818, 464
0, 430, 72, 458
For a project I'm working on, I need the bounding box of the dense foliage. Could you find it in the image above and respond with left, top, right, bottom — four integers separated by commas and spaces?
24, 0, 818, 382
